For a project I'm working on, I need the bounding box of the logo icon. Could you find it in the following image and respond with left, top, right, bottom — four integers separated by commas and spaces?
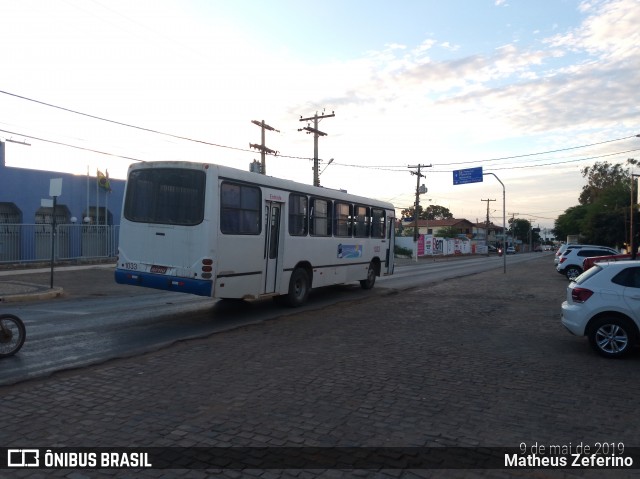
8, 449, 40, 467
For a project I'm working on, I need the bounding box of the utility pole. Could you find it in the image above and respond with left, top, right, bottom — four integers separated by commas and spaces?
507, 212, 519, 249
299, 110, 335, 186
408, 164, 432, 246
481, 198, 495, 254
630, 162, 639, 259
250, 120, 279, 175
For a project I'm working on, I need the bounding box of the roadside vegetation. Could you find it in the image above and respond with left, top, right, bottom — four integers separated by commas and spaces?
553, 160, 637, 248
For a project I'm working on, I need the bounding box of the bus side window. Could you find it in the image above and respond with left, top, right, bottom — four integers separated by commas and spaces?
310, 198, 331, 236
220, 182, 261, 235
371, 208, 386, 238
289, 194, 308, 236
354, 205, 370, 238
334, 202, 352, 237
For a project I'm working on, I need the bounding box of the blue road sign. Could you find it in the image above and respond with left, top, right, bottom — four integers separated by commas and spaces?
453, 167, 483, 185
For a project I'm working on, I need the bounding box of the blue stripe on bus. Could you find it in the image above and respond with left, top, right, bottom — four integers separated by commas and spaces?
114, 269, 213, 297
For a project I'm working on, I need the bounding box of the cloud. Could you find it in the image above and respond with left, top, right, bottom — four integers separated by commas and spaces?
546, 0, 640, 60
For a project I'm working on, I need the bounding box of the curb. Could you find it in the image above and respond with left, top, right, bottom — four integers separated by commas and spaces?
0, 283, 64, 303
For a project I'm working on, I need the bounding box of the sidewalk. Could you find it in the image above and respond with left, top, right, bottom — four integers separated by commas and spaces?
0, 279, 62, 302
0, 263, 115, 302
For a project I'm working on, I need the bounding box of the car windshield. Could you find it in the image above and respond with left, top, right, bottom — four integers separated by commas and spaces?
574, 264, 603, 284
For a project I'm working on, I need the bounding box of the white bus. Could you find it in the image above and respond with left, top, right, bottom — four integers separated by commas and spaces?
115, 161, 396, 306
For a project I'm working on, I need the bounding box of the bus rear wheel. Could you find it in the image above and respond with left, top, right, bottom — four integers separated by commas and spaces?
360, 261, 376, 290
284, 268, 310, 307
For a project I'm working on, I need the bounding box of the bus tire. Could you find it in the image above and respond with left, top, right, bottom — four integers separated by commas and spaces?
285, 268, 310, 307
360, 261, 377, 290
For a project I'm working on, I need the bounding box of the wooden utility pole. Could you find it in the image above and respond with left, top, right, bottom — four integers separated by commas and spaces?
408, 164, 432, 243
250, 120, 279, 175
480, 199, 495, 246
299, 111, 335, 186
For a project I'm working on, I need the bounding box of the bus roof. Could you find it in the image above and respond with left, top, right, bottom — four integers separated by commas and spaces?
130, 160, 395, 210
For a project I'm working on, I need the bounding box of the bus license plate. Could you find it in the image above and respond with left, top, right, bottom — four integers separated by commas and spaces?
150, 265, 168, 274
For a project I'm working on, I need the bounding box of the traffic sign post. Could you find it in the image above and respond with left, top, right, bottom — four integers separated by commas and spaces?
452, 167, 506, 273
46, 178, 63, 288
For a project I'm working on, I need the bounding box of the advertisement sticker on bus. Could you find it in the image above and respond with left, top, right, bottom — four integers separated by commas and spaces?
338, 244, 363, 259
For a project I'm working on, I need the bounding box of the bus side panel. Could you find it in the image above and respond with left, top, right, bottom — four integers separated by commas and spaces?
280, 236, 377, 290
213, 233, 266, 299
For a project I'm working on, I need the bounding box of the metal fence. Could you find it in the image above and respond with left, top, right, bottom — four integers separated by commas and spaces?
0, 224, 119, 264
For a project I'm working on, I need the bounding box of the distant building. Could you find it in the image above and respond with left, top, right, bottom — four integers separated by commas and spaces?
472, 221, 505, 246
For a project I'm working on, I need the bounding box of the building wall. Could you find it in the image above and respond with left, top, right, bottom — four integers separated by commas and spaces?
0, 156, 125, 225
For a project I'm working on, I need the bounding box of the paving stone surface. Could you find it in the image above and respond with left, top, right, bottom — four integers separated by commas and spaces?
1, 255, 639, 478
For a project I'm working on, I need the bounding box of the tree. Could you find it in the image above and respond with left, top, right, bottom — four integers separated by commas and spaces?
507, 218, 540, 245
400, 205, 423, 221
400, 204, 452, 221
579, 161, 629, 205
553, 205, 589, 241
424, 205, 453, 220
553, 160, 634, 247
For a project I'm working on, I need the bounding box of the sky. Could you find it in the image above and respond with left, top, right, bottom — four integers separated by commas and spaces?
1, 0, 639, 233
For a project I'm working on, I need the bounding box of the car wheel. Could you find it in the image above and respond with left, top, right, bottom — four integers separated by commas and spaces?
565, 266, 582, 281
588, 316, 636, 358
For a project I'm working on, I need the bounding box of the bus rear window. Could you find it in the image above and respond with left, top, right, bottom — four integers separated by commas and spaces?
124, 168, 205, 225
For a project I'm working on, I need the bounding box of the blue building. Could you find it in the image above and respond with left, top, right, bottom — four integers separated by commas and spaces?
0, 141, 126, 262
0, 141, 125, 225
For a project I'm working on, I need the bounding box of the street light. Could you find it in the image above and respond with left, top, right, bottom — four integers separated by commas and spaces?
483, 172, 507, 273
319, 158, 334, 176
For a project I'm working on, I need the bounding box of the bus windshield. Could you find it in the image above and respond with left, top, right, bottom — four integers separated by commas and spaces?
124, 168, 206, 226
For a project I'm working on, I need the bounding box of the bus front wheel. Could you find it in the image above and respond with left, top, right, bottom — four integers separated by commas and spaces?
360, 261, 376, 290
285, 268, 310, 307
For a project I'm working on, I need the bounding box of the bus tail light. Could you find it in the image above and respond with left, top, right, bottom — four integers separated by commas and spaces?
201, 258, 213, 279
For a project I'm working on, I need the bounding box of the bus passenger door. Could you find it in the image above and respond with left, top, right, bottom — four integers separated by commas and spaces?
264, 202, 282, 294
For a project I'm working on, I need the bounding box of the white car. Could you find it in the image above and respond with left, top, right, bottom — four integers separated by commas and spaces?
554, 243, 609, 266
556, 245, 619, 281
554, 244, 573, 266
561, 261, 640, 358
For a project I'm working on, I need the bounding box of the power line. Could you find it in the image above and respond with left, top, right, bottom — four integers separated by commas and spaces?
432, 134, 640, 166
485, 148, 640, 171
0, 89, 257, 152
333, 147, 640, 174
1, 88, 638, 173
0, 128, 143, 162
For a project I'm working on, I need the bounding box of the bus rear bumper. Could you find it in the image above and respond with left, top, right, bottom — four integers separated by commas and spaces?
115, 269, 213, 297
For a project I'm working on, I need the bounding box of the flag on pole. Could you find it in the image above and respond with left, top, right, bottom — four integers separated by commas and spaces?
97, 169, 112, 192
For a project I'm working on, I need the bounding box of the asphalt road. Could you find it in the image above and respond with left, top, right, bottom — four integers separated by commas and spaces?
1, 254, 541, 385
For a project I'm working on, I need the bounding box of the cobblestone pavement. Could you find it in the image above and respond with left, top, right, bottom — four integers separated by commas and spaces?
2, 255, 640, 478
